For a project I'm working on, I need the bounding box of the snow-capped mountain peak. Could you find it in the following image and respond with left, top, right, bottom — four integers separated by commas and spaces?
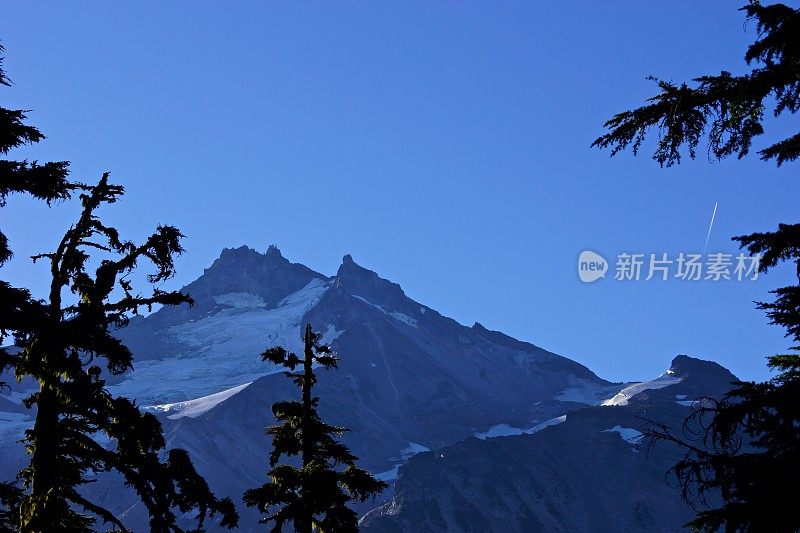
0, 247, 742, 532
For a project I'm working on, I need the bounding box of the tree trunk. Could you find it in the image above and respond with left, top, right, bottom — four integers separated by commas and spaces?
22, 380, 59, 532
298, 323, 314, 533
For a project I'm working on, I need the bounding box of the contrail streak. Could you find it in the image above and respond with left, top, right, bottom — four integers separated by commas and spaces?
703, 201, 718, 254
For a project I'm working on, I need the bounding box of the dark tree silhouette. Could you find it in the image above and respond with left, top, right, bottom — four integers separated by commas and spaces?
0, 43, 75, 266
0, 40, 82, 531
646, 224, 800, 532
0, 45, 238, 532
592, 3, 799, 167
0, 482, 22, 532
0, 39, 79, 376
594, 3, 800, 531
244, 324, 387, 533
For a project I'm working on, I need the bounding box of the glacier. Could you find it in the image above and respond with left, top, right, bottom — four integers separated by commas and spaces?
109, 278, 333, 406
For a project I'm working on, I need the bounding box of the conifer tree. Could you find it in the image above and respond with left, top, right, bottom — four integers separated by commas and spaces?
0, 40, 81, 531
0, 43, 76, 266
244, 324, 387, 533
1, 39, 79, 376
0, 44, 238, 532
592, 2, 799, 167
646, 223, 800, 532
593, 3, 800, 531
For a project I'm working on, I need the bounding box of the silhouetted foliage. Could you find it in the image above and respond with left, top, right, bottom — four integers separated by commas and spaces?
0, 40, 82, 530
592, 2, 800, 167
594, 3, 800, 531
647, 224, 800, 532
0, 39, 81, 382
244, 324, 387, 533
0, 45, 238, 532
0, 43, 76, 266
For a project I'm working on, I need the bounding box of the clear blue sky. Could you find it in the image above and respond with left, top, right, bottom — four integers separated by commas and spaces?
2, 2, 797, 382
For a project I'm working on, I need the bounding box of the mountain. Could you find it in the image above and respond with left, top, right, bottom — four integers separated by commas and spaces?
0, 246, 737, 531
360, 355, 737, 532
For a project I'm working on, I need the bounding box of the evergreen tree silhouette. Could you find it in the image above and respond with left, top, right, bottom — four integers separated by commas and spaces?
0, 44, 238, 532
593, 3, 799, 167
647, 223, 800, 532
0, 43, 76, 266
0, 40, 81, 532
0, 39, 79, 380
594, 3, 800, 531
244, 324, 387, 532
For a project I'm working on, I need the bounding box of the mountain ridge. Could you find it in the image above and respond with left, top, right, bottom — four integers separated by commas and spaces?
0, 246, 736, 531
362, 354, 735, 532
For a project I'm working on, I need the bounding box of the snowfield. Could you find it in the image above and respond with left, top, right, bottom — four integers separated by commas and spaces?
109, 278, 335, 406
555, 378, 628, 406
600, 372, 682, 406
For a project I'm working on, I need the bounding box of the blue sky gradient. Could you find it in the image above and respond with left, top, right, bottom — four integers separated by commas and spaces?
2, 2, 797, 382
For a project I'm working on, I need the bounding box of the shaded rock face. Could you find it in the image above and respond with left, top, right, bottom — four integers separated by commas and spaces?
361, 355, 735, 533
0, 246, 736, 532
188, 245, 325, 310
662, 354, 738, 400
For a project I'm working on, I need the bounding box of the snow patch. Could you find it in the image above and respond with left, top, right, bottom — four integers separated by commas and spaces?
374, 442, 431, 482
352, 295, 380, 308
320, 324, 344, 345
601, 373, 683, 406
352, 295, 418, 328
389, 311, 418, 328
556, 379, 627, 406
399, 442, 430, 459
474, 424, 525, 439
147, 382, 252, 419
474, 415, 567, 440
529, 415, 567, 433
375, 466, 400, 482
604, 425, 644, 444
676, 400, 699, 407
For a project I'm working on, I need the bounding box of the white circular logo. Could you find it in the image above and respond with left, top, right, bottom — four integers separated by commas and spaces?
578, 251, 608, 283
